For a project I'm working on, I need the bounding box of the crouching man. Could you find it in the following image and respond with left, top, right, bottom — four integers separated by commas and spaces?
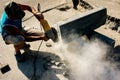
1, 1, 51, 62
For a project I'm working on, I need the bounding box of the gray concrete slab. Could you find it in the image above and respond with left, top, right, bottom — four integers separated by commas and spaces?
57, 7, 107, 41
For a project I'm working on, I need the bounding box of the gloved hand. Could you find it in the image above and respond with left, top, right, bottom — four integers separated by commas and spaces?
42, 36, 49, 41
34, 12, 44, 21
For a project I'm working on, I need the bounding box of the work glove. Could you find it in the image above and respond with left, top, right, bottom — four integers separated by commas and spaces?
43, 36, 49, 41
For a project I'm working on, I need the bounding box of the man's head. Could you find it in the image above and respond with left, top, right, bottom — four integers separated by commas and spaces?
5, 1, 25, 20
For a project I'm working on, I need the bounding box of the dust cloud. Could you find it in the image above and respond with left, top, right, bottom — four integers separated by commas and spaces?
54, 35, 120, 80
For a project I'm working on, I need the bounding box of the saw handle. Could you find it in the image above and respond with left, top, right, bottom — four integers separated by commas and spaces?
37, 3, 41, 12
34, 3, 44, 20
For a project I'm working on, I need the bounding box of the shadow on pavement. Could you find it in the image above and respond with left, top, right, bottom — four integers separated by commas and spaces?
17, 50, 64, 80
57, 6, 71, 11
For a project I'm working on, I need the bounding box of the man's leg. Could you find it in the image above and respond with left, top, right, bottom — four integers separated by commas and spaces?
14, 40, 24, 54
72, 0, 79, 10
4, 35, 25, 62
14, 40, 26, 62
23, 27, 49, 42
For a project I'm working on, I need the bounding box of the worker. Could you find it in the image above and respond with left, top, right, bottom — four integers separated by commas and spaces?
0, 1, 57, 62
72, 0, 83, 10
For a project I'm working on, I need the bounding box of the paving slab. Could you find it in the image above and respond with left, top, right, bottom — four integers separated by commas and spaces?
85, 0, 120, 18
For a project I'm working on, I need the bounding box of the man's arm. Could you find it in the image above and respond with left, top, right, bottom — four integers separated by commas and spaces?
4, 26, 48, 41
18, 3, 44, 21
18, 3, 37, 14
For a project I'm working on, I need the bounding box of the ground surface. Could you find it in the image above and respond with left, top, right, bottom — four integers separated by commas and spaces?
0, 0, 120, 80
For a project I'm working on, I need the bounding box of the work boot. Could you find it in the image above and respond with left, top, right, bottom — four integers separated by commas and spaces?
22, 43, 31, 52
24, 43, 30, 49
15, 51, 25, 62
73, 6, 78, 10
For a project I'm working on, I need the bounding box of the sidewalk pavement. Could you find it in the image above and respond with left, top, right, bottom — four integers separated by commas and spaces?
86, 0, 120, 18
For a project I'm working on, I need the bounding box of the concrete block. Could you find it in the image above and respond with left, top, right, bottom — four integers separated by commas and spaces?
90, 31, 115, 47
58, 7, 107, 41
0, 58, 11, 74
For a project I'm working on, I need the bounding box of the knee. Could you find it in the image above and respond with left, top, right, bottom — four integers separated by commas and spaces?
14, 40, 25, 49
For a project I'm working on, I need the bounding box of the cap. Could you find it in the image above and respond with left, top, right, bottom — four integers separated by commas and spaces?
5, 1, 25, 19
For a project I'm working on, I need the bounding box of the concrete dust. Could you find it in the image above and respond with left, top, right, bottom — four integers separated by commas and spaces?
53, 34, 120, 80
